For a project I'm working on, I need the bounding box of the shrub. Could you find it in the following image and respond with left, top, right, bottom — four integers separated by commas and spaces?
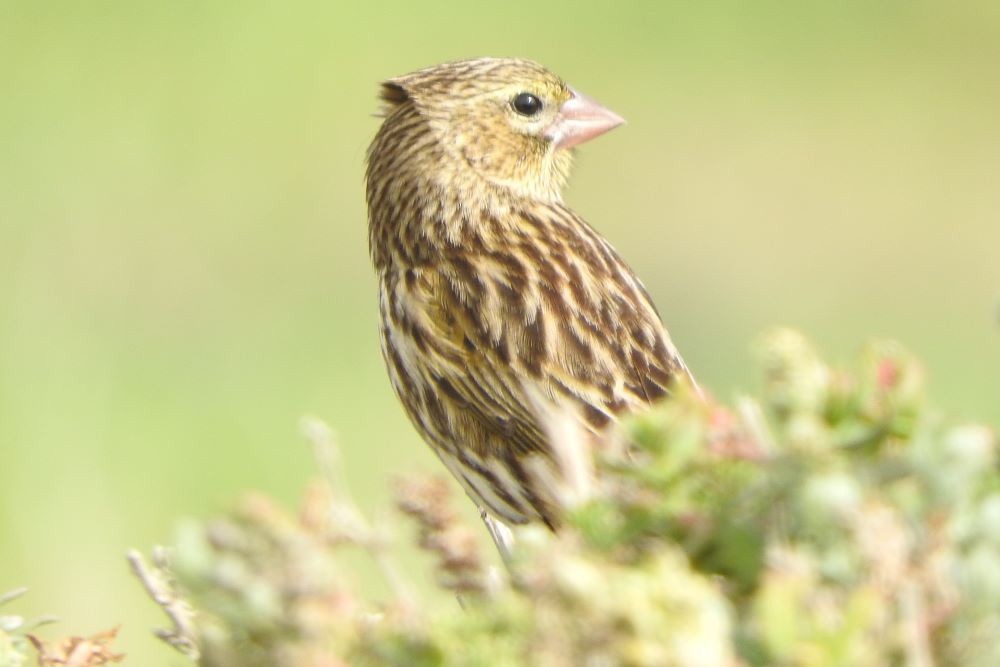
128, 329, 998, 666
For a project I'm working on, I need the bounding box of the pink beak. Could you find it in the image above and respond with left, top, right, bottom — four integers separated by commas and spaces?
544, 87, 625, 150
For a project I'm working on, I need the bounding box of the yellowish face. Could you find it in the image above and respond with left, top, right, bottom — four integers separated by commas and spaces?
387, 59, 576, 198
480, 75, 574, 141
445, 73, 572, 186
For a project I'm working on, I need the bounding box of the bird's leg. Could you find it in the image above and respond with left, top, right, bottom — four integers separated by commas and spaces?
480, 508, 514, 565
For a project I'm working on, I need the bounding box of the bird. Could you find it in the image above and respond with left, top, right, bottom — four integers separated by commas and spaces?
366, 57, 695, 537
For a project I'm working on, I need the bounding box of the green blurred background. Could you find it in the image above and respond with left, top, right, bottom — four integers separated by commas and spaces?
1, 0, 997, 662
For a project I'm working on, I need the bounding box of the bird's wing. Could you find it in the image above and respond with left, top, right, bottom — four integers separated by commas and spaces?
380, 206, 691, 526
419, 204, 689, 439
488, 203, 692, 418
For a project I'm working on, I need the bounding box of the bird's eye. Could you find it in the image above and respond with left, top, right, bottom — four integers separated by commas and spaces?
511, 92, 543, 116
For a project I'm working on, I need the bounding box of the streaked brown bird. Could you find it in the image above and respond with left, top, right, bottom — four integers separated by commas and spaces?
366, 57, 695, 536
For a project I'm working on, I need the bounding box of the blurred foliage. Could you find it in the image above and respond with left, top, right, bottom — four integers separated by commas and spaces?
128, 330, 998, 666
2, 2, 998, 663
0, 588, 33, 667
0, 588, 123, 667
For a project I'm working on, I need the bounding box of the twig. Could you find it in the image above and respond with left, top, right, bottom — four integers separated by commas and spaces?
901, 581, 936, 667
126, 549, 200, 660
0, 586, 29, 606
301, 416, 417, 610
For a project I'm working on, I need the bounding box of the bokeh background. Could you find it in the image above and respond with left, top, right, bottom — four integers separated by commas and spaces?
2, 1, 997, 662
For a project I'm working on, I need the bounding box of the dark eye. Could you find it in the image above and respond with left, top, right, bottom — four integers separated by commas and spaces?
511, 92, 543, 116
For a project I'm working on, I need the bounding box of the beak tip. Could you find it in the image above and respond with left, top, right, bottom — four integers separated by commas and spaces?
547, 94, 627, 150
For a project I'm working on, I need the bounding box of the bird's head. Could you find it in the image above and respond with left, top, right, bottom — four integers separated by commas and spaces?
377, 57, 624, 202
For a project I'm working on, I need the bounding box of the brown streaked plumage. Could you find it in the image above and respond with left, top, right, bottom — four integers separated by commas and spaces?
366, 57, 695, 530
